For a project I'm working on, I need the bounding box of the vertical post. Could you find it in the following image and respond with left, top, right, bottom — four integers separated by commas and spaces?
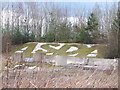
84, 58, 89, 65
118, 2, 120, 90
0, 2, 2, 89
6, 60, 9, 88
6, 43, 9, 54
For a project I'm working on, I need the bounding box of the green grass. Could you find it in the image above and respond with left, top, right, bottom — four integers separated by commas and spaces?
96, 45, 106, 58
41, 44, 59, 53
54, 45, 71, 55
22, 43, 37, 57
9, 42, 105, 58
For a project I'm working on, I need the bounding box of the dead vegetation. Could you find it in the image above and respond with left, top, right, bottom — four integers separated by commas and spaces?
1, 56, 118, 88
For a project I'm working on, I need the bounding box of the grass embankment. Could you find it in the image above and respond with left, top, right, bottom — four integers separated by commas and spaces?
6, 42, 105, 58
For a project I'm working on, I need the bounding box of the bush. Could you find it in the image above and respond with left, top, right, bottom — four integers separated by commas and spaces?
12, 29, 23, 44
104, 8, 120, 59
75, 30, 92, 44
73, 26, 92, 44
12, 29, 35, 45
54, 23, 71, 42
42, 32, 55, 42
104, 42, 118, 59
22, 33, 35, 43
29, 33, 35, 42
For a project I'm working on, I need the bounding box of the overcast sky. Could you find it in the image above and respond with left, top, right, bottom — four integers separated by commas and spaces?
48, 2, 116, 16
2, 2, 117, 16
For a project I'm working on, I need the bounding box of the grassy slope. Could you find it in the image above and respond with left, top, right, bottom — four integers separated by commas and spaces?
5, 43, 37, 57
8, 42, 105, 58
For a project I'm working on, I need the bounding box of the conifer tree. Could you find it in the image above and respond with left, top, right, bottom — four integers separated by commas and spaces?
86, 13, 100, 43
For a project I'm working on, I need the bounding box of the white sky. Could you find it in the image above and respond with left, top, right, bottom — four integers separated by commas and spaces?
0, 0, 119, 2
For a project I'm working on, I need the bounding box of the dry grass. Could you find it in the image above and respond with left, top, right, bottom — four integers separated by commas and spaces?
0, 56, 118, 88
1, 61, 118, 88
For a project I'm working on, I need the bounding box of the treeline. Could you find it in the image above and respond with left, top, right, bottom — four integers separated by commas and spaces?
1, 2, 120, 58
41, 13, 103, 44
2, 12, 104, 44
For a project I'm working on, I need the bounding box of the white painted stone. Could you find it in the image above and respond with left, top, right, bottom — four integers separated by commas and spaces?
68, 53, 79, 57
15, 51, 24, 53
86, 45, 92, 48
31, 43, 47, 53
91, 50, 97, 54
66, 46, 78, 52
87, 49, 98, 57
87, 53, 97, 57
86, 44, 94, 48
21, 46, 28, 51
46, 53, 53, 55
14, 65, 23, 68
49, 43, 65, 50
28, 66, 36, 69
